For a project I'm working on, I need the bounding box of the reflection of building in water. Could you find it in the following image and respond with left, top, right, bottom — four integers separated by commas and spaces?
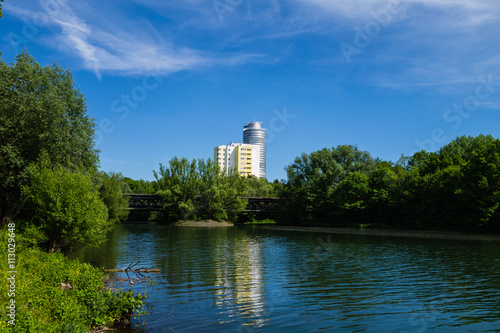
212, 237, 268, 328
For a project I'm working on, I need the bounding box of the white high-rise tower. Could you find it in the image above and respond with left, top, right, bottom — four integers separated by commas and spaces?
243, 121, 266, 178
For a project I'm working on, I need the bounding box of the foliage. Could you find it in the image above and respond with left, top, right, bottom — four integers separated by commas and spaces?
0, 51, 99, 225
123, 177, 157, 194
0, 0, 3, 18
280, 135, 500, 232
281, 145, 375, 225
153, 157, 248, 223
0, 230, 147, 332
245, 218, 277, 224
98, 172, 130, 224
21, 159, 111, 253
245, 176, 274, 197
154, 157, 200, 221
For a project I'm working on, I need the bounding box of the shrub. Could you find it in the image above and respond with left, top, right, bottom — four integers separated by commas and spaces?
0, 230, 147, 332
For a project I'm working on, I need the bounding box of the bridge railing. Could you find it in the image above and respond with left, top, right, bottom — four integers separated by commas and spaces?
125, 194, 282, 212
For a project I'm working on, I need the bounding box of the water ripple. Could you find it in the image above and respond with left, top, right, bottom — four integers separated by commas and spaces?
76, 224, 500, 332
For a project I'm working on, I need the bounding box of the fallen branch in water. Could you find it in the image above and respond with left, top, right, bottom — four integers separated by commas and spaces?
104, 268, 160, 273
104, 261, 160, 273
103, 261, 159, 288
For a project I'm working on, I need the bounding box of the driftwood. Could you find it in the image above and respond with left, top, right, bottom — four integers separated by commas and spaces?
104, 261, 160, 273
103, 261, 158, 288
104, 268, 160, 273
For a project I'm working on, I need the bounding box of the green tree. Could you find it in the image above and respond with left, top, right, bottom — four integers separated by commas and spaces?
396, 135, 500, 231
0, 51, 99, 225
246, 175, 274, 197
0, 0, 4, 18
198, 159, 248, 222
123, 177, 157, 194
454, 139, 500, 231
282, 145, 375, 225
330, 172, 371, 223
22, 161, 110, 253
154, 157, 248, 222
154, 157, 200, 221
98, 171, 130, 224
269, 179, 285, 197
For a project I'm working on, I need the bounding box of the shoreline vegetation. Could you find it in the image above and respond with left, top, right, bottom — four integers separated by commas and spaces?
0, 230, 148, 332
172, 220, 234, 227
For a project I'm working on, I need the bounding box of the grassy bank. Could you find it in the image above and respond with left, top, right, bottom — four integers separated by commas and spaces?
241, 219, 277, 225
0, 228, 147, 333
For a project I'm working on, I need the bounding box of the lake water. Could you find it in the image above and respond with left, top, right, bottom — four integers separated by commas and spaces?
76, 223, 500, 332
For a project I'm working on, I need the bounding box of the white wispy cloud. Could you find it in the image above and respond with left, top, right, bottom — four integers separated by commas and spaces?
4, 0, 500, 92
294, 0, 497, 22
5, 0, 259, 77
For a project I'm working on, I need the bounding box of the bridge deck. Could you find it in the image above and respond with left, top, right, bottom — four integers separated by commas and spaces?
126, 194, 282, 212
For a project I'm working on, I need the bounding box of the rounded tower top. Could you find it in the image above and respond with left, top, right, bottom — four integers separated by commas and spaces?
244, 121, 264, 130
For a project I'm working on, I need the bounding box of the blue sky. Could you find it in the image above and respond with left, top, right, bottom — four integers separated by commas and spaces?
2, 0, 500, 181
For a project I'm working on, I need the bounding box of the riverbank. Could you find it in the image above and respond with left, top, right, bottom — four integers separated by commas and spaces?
0, 228, 147, 333
268, 225, 500, 241
172, 220, 234, 227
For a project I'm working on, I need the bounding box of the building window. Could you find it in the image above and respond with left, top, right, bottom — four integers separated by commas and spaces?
241, 148, 246, 151
241, 153, 246, 156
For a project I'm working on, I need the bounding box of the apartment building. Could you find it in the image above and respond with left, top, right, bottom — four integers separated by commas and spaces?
214, 142, 261, 178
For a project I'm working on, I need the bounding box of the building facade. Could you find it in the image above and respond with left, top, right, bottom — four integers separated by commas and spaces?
243, 122, 266, 178
214, 143, 261, 178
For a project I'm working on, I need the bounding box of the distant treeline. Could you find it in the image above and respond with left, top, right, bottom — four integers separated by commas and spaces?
279, 135, 500, 232
124, 135, 500, 232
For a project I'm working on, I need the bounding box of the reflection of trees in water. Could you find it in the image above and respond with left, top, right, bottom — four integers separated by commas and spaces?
75, 224, 500, 332
71, 223, 127, 268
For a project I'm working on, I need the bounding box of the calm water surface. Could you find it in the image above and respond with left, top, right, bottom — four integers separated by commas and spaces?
77, 224, 500, 332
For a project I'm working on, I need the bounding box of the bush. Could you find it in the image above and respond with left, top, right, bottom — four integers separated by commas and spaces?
22, 161, 111, 253
0, 229, 147, 332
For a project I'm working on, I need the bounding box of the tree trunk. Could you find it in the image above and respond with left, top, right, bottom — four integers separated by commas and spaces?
1, 214, 11, 227
49, 239, 58, 253
0, 204, 14, 227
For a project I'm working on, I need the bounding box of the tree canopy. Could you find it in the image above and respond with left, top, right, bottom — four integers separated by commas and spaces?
22, 159, 110, 252
0, 51, 99, 224
281, 145, 376, 225
154, 157, 248, 222
279, 135, 500, 232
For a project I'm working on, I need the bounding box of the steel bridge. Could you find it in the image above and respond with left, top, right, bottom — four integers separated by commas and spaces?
126, 194, 282, 212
